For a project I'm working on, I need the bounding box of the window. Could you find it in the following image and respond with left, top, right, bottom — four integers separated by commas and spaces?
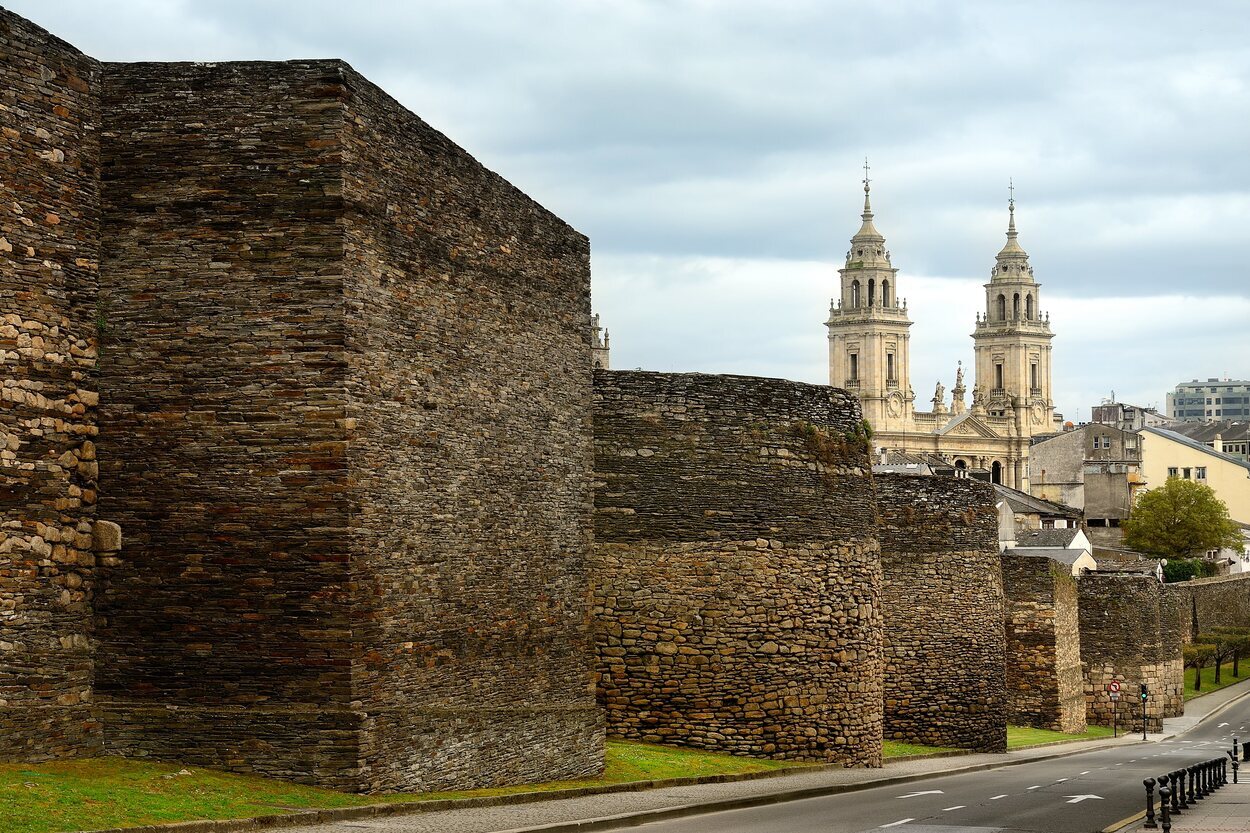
882, 279, 890, 306
1196, 467, 1207, 480
1168, 467, 1179, 478
1013, 293, 1020, 318
1030, 363, 1039, 390
997, 294, 1006, 320
851, 280, 861, 307
849, 353, 859, 381
868, 279, 876, 307
887, 353, 895, 382
1183, 467, 1192, 479
995, 364, 1004, 389
1026, 294, 1034, 319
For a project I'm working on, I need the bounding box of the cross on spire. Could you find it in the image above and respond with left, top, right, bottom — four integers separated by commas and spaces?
1008, 177, 1015, 210
863, 157, 871, 192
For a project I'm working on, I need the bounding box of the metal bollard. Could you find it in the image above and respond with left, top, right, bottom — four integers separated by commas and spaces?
1221, 757, 1228, 787
1159, 784, 1173, 833
1234, 756, 1241, 785
1237, 737, 1242, 762
1189, 765, 1201, 802
1171, 769, 1185, 813
1143, 776, 1158, 829
1204, 760, 1212, 795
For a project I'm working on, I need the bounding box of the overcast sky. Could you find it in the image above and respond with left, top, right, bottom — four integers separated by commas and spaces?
13, 1, 1250, 421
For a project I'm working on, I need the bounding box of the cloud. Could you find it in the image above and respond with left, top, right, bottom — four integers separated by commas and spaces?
8, 0, 1249, 414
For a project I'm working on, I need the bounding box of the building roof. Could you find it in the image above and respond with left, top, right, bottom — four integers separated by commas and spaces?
1015, 528, 1084, 549
992, 483, 1082, 518
1168, 420, 1250, 444
1004, 547, 1089, 566
1140, 426, 1250, 474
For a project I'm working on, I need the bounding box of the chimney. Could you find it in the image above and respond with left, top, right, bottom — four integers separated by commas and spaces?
1214, 433, 1224, 454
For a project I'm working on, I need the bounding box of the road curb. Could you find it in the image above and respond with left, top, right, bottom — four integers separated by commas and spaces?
76, 737, 1144, 833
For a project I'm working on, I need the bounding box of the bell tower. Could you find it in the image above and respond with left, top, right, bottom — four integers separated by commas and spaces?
827, 163, 914, 430
972, 187, 1055, 436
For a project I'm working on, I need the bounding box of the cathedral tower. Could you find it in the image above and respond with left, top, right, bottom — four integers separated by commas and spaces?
827, 169, 914, 430
972, 192, 1055, 436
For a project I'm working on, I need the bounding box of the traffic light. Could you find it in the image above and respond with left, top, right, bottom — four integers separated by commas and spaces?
1140, 683, 1149, 701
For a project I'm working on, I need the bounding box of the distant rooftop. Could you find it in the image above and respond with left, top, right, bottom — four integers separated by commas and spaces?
993, 483, 1082, 518
1015, 528, 1084, 548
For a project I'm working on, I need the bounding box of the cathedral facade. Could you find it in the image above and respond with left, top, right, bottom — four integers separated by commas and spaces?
826, 176, 1060, 490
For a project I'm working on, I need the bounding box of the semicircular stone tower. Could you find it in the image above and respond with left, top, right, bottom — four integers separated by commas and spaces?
591, 370, 884, 766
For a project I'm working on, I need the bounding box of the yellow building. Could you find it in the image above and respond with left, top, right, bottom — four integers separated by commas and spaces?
1138, 427, 1250, 524
826, 174, 1061, 489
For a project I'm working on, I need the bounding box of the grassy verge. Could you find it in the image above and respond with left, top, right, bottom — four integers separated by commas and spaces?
882, 740, 958, 758
1186, 661, 1250, 700
1006, 724, 1116, 750
0, 741, 803, 833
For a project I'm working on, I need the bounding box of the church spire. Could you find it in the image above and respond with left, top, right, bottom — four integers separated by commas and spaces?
993, 180, 1031, 278
852, 157, 885, 244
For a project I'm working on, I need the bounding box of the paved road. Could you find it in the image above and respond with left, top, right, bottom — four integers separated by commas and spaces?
610, 704, 1250, 833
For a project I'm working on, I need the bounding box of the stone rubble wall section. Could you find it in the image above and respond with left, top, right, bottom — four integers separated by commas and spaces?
592, 371, 883, 766
338, 67, 602, 793
1001, 555, 1086, 733
1171, 573, 1250, 643
876, 474, 1008, 752
0, 10, 103, 762
1077, 574, 1184, 733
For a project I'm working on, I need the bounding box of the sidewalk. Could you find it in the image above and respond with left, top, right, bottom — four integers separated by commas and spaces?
1161, 677, 1250, 739
1166, 778, 1250, 831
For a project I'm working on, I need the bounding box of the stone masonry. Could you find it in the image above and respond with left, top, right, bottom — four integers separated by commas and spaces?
0, 10, 103, 762
1078, 573, 1183, 734
2, 9, 601, 792
1001, 553, 1085, 733
1172, 573, 1250, 643
592, 371, 883, 766
876, 474, 1008, 752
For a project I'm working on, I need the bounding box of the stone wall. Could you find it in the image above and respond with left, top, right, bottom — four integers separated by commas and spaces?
1001, 554, 1085, 733
877, 474, 1007, 752
0, 9, 103, 762
90, 57, 599, 791
338, 66, 601, 792
1077, 574, 1184, 733
592, 371, 883, 766
1172, 573, 1250, 643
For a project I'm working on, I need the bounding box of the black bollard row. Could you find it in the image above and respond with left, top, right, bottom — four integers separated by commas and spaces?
1144, 776, 1158, 829
1147, 756, 1235, 824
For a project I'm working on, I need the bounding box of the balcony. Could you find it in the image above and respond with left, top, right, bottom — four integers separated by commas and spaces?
844, 379, 860, 390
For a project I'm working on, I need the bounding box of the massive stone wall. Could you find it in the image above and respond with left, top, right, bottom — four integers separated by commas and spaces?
338, 67, 601, 792
89, 58, 599, 791
1077, 574, 1183, 733
0, 10, 103, 762
877, 474, 1007, 752
1001, 554, 1085, 733
1172, 573, 1250, 643
592, 371, 882, 766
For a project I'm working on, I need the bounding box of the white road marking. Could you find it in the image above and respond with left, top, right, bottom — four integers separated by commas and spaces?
1220, 723, 1230, 728
1055, 778, 1068, 782
942, 805, 966, 811
897, 790, 943, 798
1065, 794, 1104, 804
880, 820, 914, 829
1080, 771, 1091, 775
990, 794, 1008, 800
1027, 785, 1042, 790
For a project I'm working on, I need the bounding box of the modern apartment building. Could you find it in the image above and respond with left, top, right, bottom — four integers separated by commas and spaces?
1166, 378, 1250, 422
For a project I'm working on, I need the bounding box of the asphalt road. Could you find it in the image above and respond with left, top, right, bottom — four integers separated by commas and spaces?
607, 702, 1250, 833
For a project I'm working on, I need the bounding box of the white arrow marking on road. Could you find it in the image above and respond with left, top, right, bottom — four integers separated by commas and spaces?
897, 790, 943, 798
942, 805, 966, 811
990, 794, 1008, 800
880, 820, 914, 828
1220, 722, 1230, 728
1065, 795, 1104, 804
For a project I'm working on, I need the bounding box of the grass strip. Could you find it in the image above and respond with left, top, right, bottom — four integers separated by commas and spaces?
1185, 661, 1250, 700
1006, 724, 1115, 750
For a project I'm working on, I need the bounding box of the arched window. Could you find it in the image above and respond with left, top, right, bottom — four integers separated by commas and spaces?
997, 294, 1006, 320
1026, 294, 1034, 320
991, 461, 1003, 485
882, 279, 890, 307
851, 280, 861, 307
868, 279, 876, 307
1013, 293, 1020, 319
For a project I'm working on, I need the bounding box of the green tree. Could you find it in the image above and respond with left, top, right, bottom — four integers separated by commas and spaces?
1184, 643, 1216, 692
1123, 478, 1245, 562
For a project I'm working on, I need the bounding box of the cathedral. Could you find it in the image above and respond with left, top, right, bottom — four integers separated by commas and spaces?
826, 173, 1061, 490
